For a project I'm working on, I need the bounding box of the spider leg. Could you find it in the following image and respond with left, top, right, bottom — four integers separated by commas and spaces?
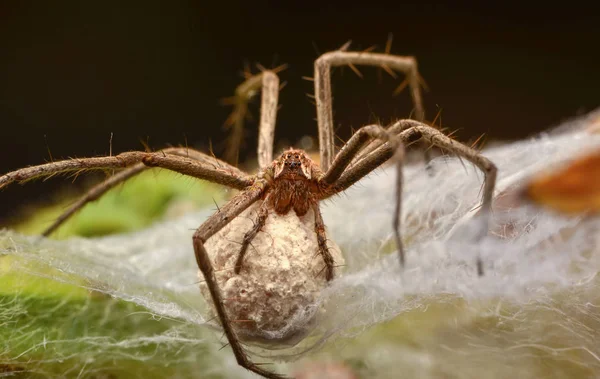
320, 124, 399, 186
234, 200, 269, 274
350, 120, 416, 165
39, 65, 281, 236
314, 46, 424, 172
331, 120, 497, 275
395, 122, 497, 230
193, 180, 287, 379
222, 68, 283, 168
40, 147, 248, 237
317, 123, 406, 266
0, 151, 253, 196
312, 203, 335, 281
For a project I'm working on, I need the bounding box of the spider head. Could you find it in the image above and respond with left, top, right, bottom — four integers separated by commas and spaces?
274, 149, 313, 180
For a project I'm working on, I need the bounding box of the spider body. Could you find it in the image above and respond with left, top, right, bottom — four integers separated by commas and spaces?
264, 149, 321, 217
0, 43, 498, 379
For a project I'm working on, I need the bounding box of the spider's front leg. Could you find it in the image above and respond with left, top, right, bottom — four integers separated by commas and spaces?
318, 124, 406, 265
39, 147, 249, 237
193, 180, 288, 379
222, 66, 284, 167
399, 122, 497, 273
332, 119, 498, 275
0, 151, 253, 192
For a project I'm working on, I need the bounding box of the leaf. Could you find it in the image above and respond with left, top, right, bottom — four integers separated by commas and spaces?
522, 150, 600, 214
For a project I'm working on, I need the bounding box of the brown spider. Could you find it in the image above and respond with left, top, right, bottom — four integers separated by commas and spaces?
0, 43, 497, 378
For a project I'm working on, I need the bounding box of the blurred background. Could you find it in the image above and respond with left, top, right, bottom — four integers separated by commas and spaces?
0, 1, 598, 223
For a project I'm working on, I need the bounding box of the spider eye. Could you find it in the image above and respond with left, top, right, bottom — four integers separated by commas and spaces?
294, 155, 299, 159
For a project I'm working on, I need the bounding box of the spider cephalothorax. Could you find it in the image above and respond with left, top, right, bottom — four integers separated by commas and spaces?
264, 148, 322, 216
0, 42, 497, 379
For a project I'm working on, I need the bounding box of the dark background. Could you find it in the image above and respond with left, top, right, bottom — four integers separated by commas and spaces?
0, 2, 598, 222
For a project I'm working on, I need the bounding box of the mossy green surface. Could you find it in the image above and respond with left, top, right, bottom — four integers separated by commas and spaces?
0, 255, 226, 378
1, 171, 231, 378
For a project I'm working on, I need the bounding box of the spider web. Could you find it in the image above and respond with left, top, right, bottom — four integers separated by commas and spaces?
1, 109, 600, 378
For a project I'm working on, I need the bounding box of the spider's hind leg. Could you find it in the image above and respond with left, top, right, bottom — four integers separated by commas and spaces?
234, 201, 269, 274
222, 66, 285, 168
314, 44, 425, 172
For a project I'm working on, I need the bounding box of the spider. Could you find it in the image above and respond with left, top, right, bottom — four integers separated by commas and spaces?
0, 42, 497, 379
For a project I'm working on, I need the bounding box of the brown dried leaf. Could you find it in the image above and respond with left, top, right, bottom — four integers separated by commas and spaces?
523, 150, 600, 214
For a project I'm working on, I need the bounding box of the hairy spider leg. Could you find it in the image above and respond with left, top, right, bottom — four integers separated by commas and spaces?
317, 124, 405, 266
325, 120, 497, 275
0, 152, 252, 193
222, 67, 285, 167
39, 69, 281, 237
39, 147, 248, 237
192, 180, 290, 379
314, 45, 424, 172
